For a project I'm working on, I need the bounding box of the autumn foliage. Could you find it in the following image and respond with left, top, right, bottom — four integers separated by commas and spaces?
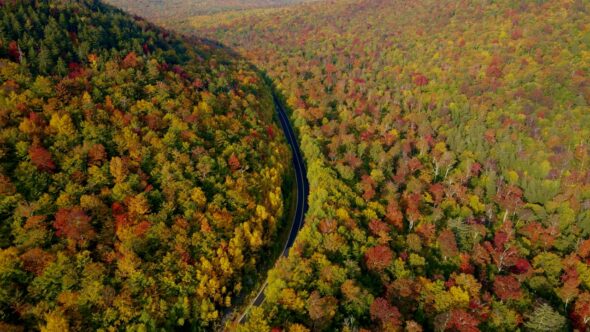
3, 0, 590, 330
365, 245, 393, 271
184, 0, 590, 330
53, 207, 96, 245
29, 146, 55, 172
0, 1, 289, 330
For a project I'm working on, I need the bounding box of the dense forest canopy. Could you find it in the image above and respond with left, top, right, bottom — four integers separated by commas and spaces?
180, 0, 590, 330
0, 0, 290, 330
2, 0, 590, 330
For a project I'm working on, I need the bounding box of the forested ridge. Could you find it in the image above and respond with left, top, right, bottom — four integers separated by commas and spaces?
0, 0, 290, 330
183, 0, 590, 331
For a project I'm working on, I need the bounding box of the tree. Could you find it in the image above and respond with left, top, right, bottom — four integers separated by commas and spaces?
494, 185, 524, 222
0, 248, 26, 310
29, 146, 56, 173
368, 219, 390, 237
365, 245, 393, 271
228, 153, 241, 171
306, 291, 338, 328
288, 324, 310, 332
577, 239, 590, 258
109, 157, 127, 183
20, 248, 54, 276
493, 275, 521, 301
532, 252, 563, 286
524, 304, 566, 332
40, 310, 70, 332
8, 41, 22, 62
236, 307, 269, 332
370, 297, 402, 330
52, 207, 96, 247
128, 194, 150, 217
413, 73, 429, 87
122, 52, 139, 69
438, 229, 459, 259
37, 47, 53, 75
445, 309, 480, 332
191, 187, 207, 209
56, 58, 67, 76
571, 292, 590, 330
385, 199, 404, 230
87, 144, 106, 165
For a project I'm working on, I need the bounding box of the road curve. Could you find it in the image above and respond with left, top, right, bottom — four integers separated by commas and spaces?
237, 94, 309, 324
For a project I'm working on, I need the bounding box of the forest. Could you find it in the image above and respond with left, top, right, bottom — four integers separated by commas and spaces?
2, 0, 590, 331
180, 0, 590, 331
0, 0, 291, 330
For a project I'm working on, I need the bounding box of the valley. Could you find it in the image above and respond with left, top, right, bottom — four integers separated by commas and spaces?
1, 0, 590, 331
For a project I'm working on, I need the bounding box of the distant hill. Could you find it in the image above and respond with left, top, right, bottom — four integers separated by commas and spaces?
0, 0, 289, 330
104, 0, 321, 23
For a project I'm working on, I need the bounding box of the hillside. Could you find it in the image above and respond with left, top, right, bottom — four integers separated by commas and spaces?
0, 0, 290, 330
186, 0, 590, 330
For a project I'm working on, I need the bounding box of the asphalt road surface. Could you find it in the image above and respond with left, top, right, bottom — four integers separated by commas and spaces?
237, 94, 309, 323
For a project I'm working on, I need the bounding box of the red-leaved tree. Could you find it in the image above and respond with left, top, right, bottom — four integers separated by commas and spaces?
29, 146, 56, 173
365, 245, 393, 271
228, 153, 241, 171
445, 309, 480, 332
493, 275, 522, 301
370, 297, 402, 329
53, 207, 96, 246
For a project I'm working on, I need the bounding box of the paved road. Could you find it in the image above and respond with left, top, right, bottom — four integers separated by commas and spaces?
237, 94, 309, 323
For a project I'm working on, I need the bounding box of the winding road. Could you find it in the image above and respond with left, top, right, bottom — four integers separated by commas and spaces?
237, 94, 309, 324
